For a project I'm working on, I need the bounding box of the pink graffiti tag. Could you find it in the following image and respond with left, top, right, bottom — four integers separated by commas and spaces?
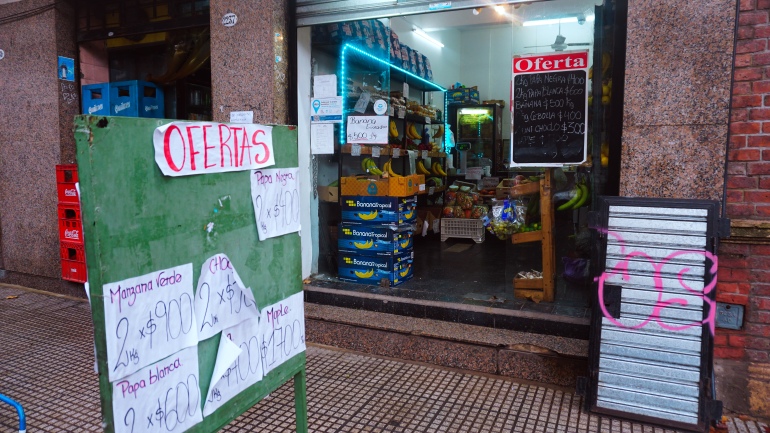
596, 229, 718, 336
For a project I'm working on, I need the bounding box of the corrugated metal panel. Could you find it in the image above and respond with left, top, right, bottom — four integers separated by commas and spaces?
295, 0, 522, 26
587, 197, 720, 433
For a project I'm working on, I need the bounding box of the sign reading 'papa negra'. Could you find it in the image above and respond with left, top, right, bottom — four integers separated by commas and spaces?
153, 121, 275, 177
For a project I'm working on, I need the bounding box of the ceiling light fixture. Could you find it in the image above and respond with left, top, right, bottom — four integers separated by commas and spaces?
522, 15, 594, 27
494, 5, 506, 15
412, 26, 444, 48
472, 8, 481, 15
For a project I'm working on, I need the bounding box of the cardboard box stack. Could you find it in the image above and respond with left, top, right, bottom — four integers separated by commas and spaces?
337, 195, 417, 286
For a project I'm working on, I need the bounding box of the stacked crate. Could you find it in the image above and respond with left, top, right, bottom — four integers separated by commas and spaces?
57, 165, 87, 283
337, 195, 417, 286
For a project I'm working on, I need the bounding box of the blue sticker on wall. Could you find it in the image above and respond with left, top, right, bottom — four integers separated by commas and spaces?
57, 56, 75, 82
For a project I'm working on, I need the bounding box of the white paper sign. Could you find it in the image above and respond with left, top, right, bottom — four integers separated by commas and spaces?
310, 96, 342, 123
203, 319, 264, 416
153, 121, 274, 177
353, 91, 371, 113
313, 74, 337, 98
346, 115, 389, 144
194, 254, 259, 341
310, 123, 334, 154
229, 111, 253, 124
351, 143, 361, 156
372, 146, 381, 158
112, 346, 202, 433
260, 292, 306, 376
251, 167, 301, 240
103, 264, 198, 381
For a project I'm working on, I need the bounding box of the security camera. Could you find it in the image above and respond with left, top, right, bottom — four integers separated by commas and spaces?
577, 14, 586, 25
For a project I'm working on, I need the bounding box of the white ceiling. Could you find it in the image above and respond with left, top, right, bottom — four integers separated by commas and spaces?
401, 0, 602, 32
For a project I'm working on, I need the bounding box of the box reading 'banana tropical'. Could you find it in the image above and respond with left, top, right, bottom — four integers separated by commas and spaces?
340, 195, 417, 225
338, 223, 414, 256
337, 251, 414, 286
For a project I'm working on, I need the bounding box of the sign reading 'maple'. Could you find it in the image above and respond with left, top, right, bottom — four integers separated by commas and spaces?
153, 121, 274, 177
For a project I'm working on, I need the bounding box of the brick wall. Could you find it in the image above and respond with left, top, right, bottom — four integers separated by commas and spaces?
718, 0, 770, 411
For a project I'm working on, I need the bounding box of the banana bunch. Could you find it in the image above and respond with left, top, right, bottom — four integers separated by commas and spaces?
389, 120, 399, 138
431, 162, 447, 176
432, 124, 444, 139
416, 160, 432, 175
556, 180, 590, 211
361, 157, 383, 176
405, 123, 422, 140
383, 159, 401, 177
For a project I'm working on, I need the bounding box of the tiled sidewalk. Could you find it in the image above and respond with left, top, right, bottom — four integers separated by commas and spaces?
0, 285, 766, 433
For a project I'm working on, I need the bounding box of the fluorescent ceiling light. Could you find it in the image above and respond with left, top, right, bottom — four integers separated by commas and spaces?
459, 108, 490, 115
522, 15, 594, 26
413, 26, 444, 48
494, 5, 506, 15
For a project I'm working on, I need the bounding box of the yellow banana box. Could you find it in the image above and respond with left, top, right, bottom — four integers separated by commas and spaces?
337, 251, 414, 286
338, 223, 414, 256
341, 195, 417, 225
389, 174, 425, 197
341, 176, 390, 196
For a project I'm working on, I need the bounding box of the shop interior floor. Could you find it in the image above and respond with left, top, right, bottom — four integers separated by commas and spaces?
314, 212, 593, 321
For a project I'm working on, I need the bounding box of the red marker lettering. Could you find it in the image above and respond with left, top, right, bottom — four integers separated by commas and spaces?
186, 125, 201, 171
231, 127, 242, 167
252, 130, 270, 164
202, 124, 215, 169
219, 124, 233, 167
163, 125, 185, 172
239, 128, 253, 166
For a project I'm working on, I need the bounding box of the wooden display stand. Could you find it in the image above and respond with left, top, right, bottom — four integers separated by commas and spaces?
511, 169, 555, 302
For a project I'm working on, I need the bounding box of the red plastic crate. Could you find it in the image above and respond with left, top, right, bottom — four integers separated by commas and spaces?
56, 165, 78, 183
56, 165, 79, 203
58, 203, 82, 220
58, 219, 83, 243
61, 259, 87, 283
59, 241, 86, 262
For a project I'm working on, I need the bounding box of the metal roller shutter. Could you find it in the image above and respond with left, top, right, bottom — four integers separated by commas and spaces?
296, 0, 522, 26
586, 197, 724, 432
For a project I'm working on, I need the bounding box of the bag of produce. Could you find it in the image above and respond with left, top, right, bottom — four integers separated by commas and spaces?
442, 206, 456, 218
444, 190, 457, 206
486, 200, 519, 240
457, 192, 474, 210
454, 206, 466, 218
470, 205, 488, 219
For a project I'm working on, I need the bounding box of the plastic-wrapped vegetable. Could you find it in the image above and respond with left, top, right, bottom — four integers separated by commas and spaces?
470, 205, 488, 219
442, 206, 456, 218
445, 190, 457, 206
457, 192, 474, 210
486, 200, 520, 240
454, 206, 465, 218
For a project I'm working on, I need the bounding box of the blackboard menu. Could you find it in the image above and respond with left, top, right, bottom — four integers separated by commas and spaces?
511, 51, 589, 166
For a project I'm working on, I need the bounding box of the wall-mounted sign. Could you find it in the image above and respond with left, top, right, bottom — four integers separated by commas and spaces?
510, 50, 589, 167
57, 56, 75, 81
346, 115, 389, 144
222, 12, 238, 27
310, 96, 342, 123
229, 110, 254, 124
373, 99, 388, 115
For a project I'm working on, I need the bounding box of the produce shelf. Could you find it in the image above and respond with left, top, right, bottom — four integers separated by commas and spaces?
511, 230, 542, 244
513, 277, 544, 289
341, 144, 446, 158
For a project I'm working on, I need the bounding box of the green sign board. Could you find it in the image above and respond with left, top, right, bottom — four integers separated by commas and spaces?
74, 116, 307, 433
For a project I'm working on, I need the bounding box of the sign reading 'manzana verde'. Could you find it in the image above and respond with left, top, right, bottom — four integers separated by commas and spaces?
511, 50, 589, 166
75, 116, 307, 433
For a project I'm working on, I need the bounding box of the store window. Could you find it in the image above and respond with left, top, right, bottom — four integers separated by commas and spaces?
304, 0, 622, 321
77, 0, 212, 121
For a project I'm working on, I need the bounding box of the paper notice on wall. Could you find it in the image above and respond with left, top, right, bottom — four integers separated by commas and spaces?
311, 123, 334, 154
194, 254, 259, 341
250, 167, 301, 240
111, 346, 202, 433
260, 292, 306, 376
313, 74, 337, 98
102, 263, 198, 382
202, 319, 265, 416
347, 116, 389, 144
310, 96, 342, 123
153, 121, 274, 177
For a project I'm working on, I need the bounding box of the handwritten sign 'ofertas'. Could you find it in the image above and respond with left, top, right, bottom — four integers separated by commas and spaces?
153, 121, 275, 177
102, 263, 198, 382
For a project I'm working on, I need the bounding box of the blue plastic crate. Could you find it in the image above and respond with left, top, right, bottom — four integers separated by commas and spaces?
109, 80, 164, 118
81, 83, 110, 115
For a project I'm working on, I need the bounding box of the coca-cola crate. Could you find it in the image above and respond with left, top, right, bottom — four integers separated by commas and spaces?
56, 165, 79, 203
61, 259, 87, 283
60, 241, 86, 262
58, 203, 83, 244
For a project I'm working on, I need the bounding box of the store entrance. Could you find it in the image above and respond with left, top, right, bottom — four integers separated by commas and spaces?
307, 0, 619, 323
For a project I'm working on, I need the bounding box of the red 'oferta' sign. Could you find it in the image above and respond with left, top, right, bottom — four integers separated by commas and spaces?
513, 51, 588, 74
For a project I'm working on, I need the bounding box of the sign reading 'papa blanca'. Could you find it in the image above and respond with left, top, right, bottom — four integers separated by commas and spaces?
153, 121, 275, 176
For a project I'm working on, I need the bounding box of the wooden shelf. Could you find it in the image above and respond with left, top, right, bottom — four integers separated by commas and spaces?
510, 169, 555, 303
341, 144, 446, 158
511, 230, 542, 244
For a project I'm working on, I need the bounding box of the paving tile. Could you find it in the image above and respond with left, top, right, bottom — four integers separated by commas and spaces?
0, 286, 767, 433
